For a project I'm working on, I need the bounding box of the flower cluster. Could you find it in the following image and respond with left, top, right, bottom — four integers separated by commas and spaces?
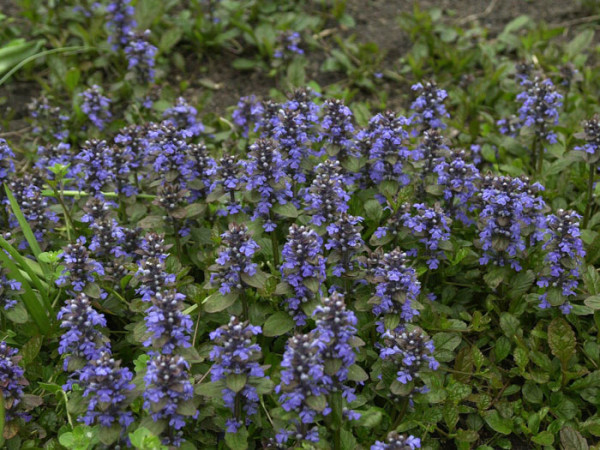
0, 342, 29, 423
281, 225, 326, 325
371, 432, 422, 450
312, 291, 360, 419
358, 111, 412, 186
146, 122, 192, 181
272, 108, 313, 183
213, 154, 246, 216
379, 327, 438, 398
209, 223, 259, 295
80, 85, 112, 130
575, 115, 600, 163
0, 271, 21, 310
209, 316, 264, 432
366, 249, 421, 331
410, 81, 449, 130
399, 203, 451, 269
144, 289, 193, 353
57, 293, 110, 367
321, 98, 356, 157
143, 354, 195, 445
302, 160, 350, 226
0, 138, 15, 184
76, 140, 116, 194
274, 31, 304, 60
106, 0, 136, 49
233, 95, 264, 137
187, 142, 217, 201
56, 237, 105, 292
77, 351, 135, 429
325, 214, 364, 277
163, 97, 204, 137
538, 209, 585, 313
124, 30, 158, 83
27, 96, 69, 140
476, 175, 547, 271
244, 138, 292, 231
134, 233, 176, 300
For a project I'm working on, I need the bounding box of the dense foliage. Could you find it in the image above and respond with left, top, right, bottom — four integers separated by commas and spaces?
2, 1, 600, 449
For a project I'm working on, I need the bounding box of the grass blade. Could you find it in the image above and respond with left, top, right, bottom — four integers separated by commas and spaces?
0, 250, 50, 334
4, 185, 51, 279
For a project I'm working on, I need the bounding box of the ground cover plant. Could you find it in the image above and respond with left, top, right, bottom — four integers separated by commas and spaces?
3, 0, 600, 449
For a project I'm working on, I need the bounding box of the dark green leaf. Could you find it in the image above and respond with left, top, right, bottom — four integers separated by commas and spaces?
560, 426, 588, 450
262, 312, 295, 337
203, 292, 238, 313
548, 318, 576, 366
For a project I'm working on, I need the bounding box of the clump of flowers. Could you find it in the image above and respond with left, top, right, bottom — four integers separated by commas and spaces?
232, 95, 264, 137
186, 142, 217, 201
143, 353, 195, 445
57, 293, 110, 368
365, 249, 421, 331
379, 327, 438, 400
56, 237, 105, 292
0, 341, 29, 423
538, 209, 585, 314
371, 432, 422, 450
312, 292, 360, 420
280, 225, 326, 325
575, 115, 600, 162
209, 316, 264, 432
515, 76, 562, 144
476, 175, 547, 271
146, 122, 192, 182
76, 351, 135, 430
27, 96, 69, 140
325, 214, 364, 278
399, 203, 452, 269
0, 271, 21, 310
134, 233, 176, 300
302, 160, 350, 226
410, 80, 449, 130
320, 98, 356, 157
0, 138, 15, 184
209, 223, 259, 295
124, 30, 158, 83
76, 139, 116, 194
144, 289, 193, 353
272, 108, 313, 184
275, 333, 331, 441
163, 97, 204, 137
358, 111, 412, 186
433, 148, 480, 223
106, 0, 136, 50
212, 154, 246, 216
80, 85, 112, 130
244, 138, 292, 231
274, 31, 304, 60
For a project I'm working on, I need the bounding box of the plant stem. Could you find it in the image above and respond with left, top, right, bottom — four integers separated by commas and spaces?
42, 188, 156, 200
241, 291, 249, 321
270, 230, 280, 269
584, 163, 595, 229
537, 140, 544, 175
52, 185, 74, 241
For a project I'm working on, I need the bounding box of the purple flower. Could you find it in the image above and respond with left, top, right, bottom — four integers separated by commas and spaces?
302, 160, 350, 226
80, 85, 112, 130
124, 30, 157, 83
56, 237, 105, 292
515, 77, 562, 144
210, 223, 259, 295
321, 98, 356, 154
76, 139, 116, 194
0, 139, 15, 183
57, 293, 110, 368
27, 96, 69, 141
232, 95, 264, 137
244, 139, 292, 231
209, 316, 264, 431
134, 233, 176, 300
145, 122, 193, 182
77, 351, 135, 430
143, 353, 195, 445
212, 154, 246, 216
274, 31, 304, 60
0, 272, 21, 310
365, 249, 421, 332
144, 289, 193, 353
371, 431, 421, 450
186, 142, 217, 201
280, 225, 326, 325
537, 209, 585, 313
163, 97, 204, 137
574, 115, 600, 162
325, 214, 364, 277
0, 341, 29, 423
106, 0, 136, 50
476, 175, 547, 271
410, 81, 449, 130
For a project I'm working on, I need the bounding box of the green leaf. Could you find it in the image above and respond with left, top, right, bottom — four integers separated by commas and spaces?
226, 374, 247, 393
305, 395, 327, 412
5, 302, 28, 324
0, 39, 44, 75
225, 426, 248, 450
494, 336, 511, 362
195, 381, 224, 399
272, 203, 298, 218
584, 295, 600, 310
356, 408, 382, 428
98, 425, 121, 446
21, 334, 42, 364
262, 312, 295, 337
566, 29, 594, 59
532, 430, 554, 445
135, 0, 163, 29
483, 410, 512, 435
560, 426, 589, 450
499, 312, 521, 339
241, 269, 270, 290
159, 28, 183, 53
286, 58, 306, 87
548, 318, 576, 366
203, 292, 238, 313
347, 364, 368, 382
0, 249, 50, 333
